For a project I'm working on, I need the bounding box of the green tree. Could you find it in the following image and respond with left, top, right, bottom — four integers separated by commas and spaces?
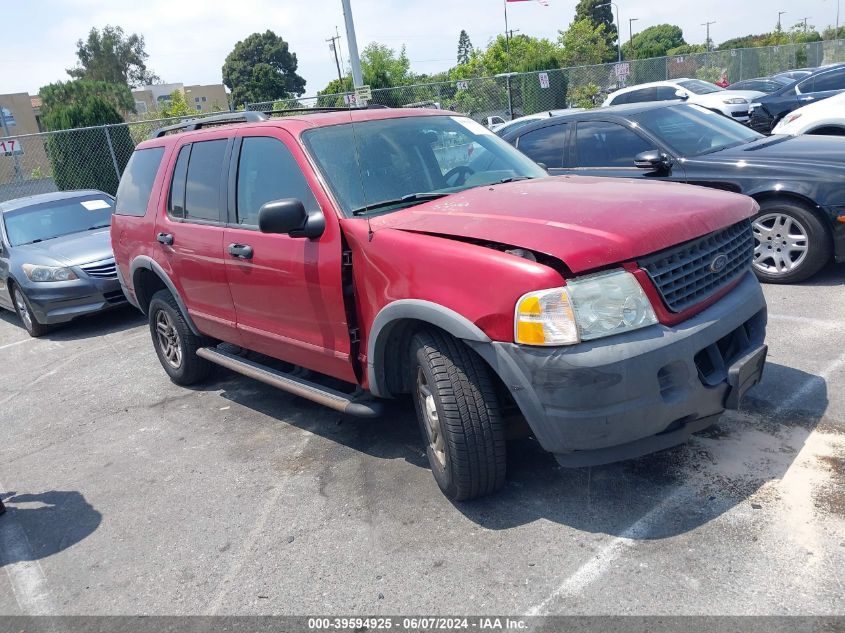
558, 19, 610, 67
457, 30, 474, 65
452, 34, 561, 78
39, 80, 135, 195
158, 90, 193, 118
623, 24, 686, 60
67, 25, 159, 87
40, 79, 135, 118
574, 0, 617, 61
222, 31, 306, 107
361, 43, 413, 89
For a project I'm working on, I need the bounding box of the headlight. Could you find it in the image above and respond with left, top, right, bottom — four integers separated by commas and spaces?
22, 264, 78, 282
723, 98, 748, 105
749, 102, 761, 110
515, 270, 657, 346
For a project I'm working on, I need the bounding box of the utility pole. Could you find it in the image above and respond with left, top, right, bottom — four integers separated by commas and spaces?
778, 10, 787, 30
702, 21, 716, 51
800, 16, 811, 31
326, 35, 343, 85
341, 0, 364, 90
595, 2, 622, 63
629, 17, 638, 57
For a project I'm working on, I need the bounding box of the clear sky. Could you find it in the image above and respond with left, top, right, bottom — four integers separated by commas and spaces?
2, 0, 841, 97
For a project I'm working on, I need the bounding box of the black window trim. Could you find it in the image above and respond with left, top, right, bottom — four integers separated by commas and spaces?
165, 137, 234, 227
570, 118, 657, 170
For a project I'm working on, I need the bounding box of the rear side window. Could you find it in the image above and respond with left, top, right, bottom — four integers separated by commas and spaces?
516, 124, 568, 168
184, 139, 227, 223
115, 147, 164, 216
168, 145, 191, 219
236, 137, 319, 227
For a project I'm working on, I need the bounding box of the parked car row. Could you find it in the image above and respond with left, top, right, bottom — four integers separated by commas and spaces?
1, 107, 775, 501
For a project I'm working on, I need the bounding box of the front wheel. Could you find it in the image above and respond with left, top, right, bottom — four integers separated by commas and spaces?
148, 290, 213, 385
751, 201, 831, 284
410, 330, 506, 501
12, 285, 49, 337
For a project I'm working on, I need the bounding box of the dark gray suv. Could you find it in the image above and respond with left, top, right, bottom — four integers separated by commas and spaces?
0, 190, 126, 337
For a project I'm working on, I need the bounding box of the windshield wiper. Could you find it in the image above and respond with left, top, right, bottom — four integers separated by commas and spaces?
351, 192, 449, 216
497, 176, 533, 184
87, 224, 111, 230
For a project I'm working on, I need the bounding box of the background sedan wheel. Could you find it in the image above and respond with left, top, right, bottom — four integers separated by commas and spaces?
751, 201, 831, 284
12, 285, 48, 337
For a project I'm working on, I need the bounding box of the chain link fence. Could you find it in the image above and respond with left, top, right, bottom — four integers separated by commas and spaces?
2, 39, 843, 204
246, 39, 845, 122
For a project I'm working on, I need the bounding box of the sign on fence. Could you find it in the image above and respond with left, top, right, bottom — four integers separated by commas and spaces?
538, 72, 550, 89
456, 81, 469, 91
0, 138, 23, 156
344, 94, 358, 106
355, 85, 373, 101
613, 63, 631, 81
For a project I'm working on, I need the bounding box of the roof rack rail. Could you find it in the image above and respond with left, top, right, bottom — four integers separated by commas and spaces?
149, 111, 269, 139
261, 104, 389, 116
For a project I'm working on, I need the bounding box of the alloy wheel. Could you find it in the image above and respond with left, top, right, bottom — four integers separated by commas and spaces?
752, 212, 809, 275
155, 309, 182, 369
416, 367, 446, 470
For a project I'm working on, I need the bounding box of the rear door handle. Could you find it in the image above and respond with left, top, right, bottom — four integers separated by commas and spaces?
228, 243, 254, 260
156, 232, 174, 246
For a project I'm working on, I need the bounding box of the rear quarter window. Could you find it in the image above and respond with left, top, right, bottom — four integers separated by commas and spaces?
115, 147, 165, 217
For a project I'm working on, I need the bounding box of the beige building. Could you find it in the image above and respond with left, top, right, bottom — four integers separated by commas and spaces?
0, 92, 51, 190
132, 83, 230, 115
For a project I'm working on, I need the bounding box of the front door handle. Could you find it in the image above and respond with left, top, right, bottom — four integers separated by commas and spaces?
228, 243, 254, 260
156, 232, 174, 246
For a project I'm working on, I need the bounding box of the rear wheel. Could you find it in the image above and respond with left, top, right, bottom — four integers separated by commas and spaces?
751, 200, 831, 284
12, 285, 49, 338
410, 329, 506, 501
148, 290, 213, 385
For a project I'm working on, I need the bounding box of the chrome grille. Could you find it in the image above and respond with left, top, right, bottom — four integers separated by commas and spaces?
638, 220, 754, 313
81, 259, 118, 280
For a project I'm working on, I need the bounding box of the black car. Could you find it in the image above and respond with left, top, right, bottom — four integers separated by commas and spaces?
726, 76, 794, 94
749, 64, 845, 133
498, 102, 845, 284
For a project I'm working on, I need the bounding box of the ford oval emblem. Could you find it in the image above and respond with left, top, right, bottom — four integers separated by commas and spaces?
710, 254, 729, 273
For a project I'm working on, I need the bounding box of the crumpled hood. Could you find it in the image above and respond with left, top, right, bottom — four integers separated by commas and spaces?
12, 228, 113, 267
370, 176, 757, 274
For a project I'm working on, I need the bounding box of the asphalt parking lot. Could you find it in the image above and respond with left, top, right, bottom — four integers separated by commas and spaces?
1, 266, 844, 617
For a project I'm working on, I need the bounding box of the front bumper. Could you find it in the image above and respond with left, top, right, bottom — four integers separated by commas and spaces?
470, 271, 767, 466
23, 276, 127, 324
722, 104, 752, 121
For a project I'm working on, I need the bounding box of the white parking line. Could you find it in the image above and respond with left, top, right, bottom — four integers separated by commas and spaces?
0, 485, 56, 615
523, 348, 845, 616
0, 338, 35, 351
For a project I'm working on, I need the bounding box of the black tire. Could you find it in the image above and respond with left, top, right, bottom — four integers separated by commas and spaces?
11, 284, 49, 338
148, 289, 213, 385
751, 200, 832, 284
410, 329, 506, 501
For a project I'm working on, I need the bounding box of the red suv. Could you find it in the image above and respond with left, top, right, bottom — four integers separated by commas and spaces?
112, 109, 768, 500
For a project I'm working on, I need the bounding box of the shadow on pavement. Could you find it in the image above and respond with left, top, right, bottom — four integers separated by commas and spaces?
0, 491, 102, 566
204, 360, 823, 539
0, 305, 144, 342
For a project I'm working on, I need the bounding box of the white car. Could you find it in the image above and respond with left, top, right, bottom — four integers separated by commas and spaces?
491, 109, 585, 135
771, 91, 845, 136
603, 79, 764, 122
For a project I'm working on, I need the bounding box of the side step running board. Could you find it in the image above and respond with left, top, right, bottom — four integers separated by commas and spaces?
196, 347, 383, 418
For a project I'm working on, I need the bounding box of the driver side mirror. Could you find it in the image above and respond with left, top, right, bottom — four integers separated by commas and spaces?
634, 150, 674, 173
674, 89, 690, 100
258, 199, 325, 239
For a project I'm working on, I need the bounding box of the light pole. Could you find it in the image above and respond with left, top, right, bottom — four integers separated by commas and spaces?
628, 17, 638, 58
702, 21, 716, 51
595, 2, 622, 63
778, 10, 787, 30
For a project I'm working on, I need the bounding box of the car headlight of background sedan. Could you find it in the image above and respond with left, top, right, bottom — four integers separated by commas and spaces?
723, 98, 749, 105
22, 264, 78, 282
515, 270, 658, 346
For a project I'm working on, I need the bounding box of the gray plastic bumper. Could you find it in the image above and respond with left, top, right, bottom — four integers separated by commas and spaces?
468, 271, 767, 466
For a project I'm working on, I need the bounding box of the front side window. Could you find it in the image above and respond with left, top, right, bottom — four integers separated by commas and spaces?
184, 139, 227, 223
811, 69, 845, 92
677, 80, 722, 95
625, 88, 657, 104
236, 137, 319, 227
115, 147, 164, 217
632, 104, 763, 157
302, 115, 547, 217
4, 194, 114, 246
575, 121, 652, 168
516, 124, 568, 168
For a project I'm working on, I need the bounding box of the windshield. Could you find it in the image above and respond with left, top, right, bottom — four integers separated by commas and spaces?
302, 115, 548, 216
632, 104, 764, 157
3, 194, 114, 246
678, 79, 723, 95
